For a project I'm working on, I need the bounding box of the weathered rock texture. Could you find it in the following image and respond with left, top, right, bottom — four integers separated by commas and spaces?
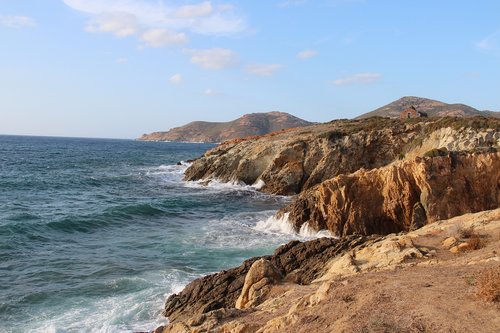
162, 235, 372, 323
185, 117, 500, 195
157, 210, 500, 333
235, 258, 282, 309
282, 152, 500, 236
138, 111, 312, 143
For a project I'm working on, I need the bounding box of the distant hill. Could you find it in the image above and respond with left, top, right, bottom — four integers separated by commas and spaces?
138, 112, 313, 143
357, 96, 500, 119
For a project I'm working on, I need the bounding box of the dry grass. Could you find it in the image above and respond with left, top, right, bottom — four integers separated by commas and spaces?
475, 266, 500, 302
458, 225, 476, 239
466, 235, 482, 250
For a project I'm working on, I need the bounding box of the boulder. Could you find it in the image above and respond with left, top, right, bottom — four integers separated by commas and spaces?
236, 259, 282, 309
442, 237, 459, 249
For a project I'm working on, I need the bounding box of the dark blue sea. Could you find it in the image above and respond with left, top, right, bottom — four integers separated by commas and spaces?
0, 135, 322, 333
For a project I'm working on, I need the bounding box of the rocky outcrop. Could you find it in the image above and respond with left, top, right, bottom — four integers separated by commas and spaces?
157, 210, 500, 333
280, 152, 500, 236
357, 96, 500, 119
138, 111, 312, 143
185, 117, 500, 195
235, 258, 282, 309
162, 235, 373, 324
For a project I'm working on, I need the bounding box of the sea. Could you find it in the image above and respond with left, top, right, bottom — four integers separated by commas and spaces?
0, 135, 326, 333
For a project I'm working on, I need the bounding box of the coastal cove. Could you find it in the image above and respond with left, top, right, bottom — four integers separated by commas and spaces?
0, 136, 320, 333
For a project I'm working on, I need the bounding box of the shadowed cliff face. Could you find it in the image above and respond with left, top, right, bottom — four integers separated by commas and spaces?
185, 117, 500, 195
280, 152, 500, 236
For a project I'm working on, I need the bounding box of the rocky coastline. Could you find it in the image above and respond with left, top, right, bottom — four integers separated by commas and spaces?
155, 116, 500, 333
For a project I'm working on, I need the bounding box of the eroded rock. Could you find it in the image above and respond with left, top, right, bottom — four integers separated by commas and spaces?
281, 152, 500, 236
163, 235, 372, 324
235, 259, 282, 309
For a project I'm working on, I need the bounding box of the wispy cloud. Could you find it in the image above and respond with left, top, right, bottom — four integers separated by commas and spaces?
0, 15, 36, 29
116, 57, 128, 64
297, 49, 319, 59
245, 64, 283, 77
85, 12, 138, 37
140, 28, 188, 48
170, 73, 183, 84
175, 1, 213, 18
334, 72, 381, 85
204, 88, 222, 96
476, 31, 499, 52
63, 0, 247, 42
188, 48, 238, 70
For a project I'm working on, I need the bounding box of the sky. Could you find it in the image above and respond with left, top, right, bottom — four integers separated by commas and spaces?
1, 0, 499, 138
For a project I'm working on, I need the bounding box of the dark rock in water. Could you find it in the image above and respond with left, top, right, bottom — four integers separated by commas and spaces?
176, 161, 182, 166
163, 256, 259, 324
163, 235, 373, 323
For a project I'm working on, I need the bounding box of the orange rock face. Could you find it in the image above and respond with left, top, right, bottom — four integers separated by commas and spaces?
282, 153, 500, 236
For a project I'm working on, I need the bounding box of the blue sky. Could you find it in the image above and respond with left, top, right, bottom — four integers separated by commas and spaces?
1, 0, 499, 138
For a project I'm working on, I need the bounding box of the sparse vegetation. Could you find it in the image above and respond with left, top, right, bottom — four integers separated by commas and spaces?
318, 130, 344, 142
466, 235, 482, 250
458, 225, 476, 239
341, 294, 354, 303
476, 266, 500, 302
423, 147, 448, 158
465, 276, 476, 286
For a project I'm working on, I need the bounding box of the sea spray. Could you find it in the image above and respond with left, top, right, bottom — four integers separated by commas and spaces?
254, 213, 334, 239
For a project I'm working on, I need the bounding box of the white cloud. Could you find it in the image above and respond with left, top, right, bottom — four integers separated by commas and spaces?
0, 15, 36, 29
170, 73, 182, 84
476, 31, 499, 51
116, 57, 128, 64
140, 28, 188, 47
63, 0, 247, 38
245, 64, 282, 77
175, 1, 212, 18
85, 12, 139, 37
333, 72, 382, 85
188, 48, 237, 70
203, 88, 222, 96
297, 49, 319, 59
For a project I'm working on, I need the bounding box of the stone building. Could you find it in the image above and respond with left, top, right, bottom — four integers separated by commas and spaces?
400, 106, 428, 119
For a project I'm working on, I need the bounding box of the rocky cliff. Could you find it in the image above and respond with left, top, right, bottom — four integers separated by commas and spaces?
357, 96, 500, 119
281, 152, 500, 236
185, 117, 500, 195
138, 112, 312, 143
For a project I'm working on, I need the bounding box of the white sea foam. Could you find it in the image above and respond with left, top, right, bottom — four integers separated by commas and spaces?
145, 162, 191, 184
185, 178, 260, 192
30, 270, 199, 333
254, 213, 334, 239
251, 179, 266, 190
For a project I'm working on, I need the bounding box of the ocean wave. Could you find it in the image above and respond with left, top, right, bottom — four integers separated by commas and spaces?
28, 269, 199, 333
45, 203, 166, 234
184, 178, 268, 192
253, 213, 334, 239
145, 162, 190, 184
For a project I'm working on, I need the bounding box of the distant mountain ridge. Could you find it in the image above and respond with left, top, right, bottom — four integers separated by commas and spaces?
357, 96, 500, 119
138, 112, 313, 143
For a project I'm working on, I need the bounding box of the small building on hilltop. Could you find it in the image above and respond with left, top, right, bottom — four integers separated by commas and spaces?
400, 106, 428, 119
